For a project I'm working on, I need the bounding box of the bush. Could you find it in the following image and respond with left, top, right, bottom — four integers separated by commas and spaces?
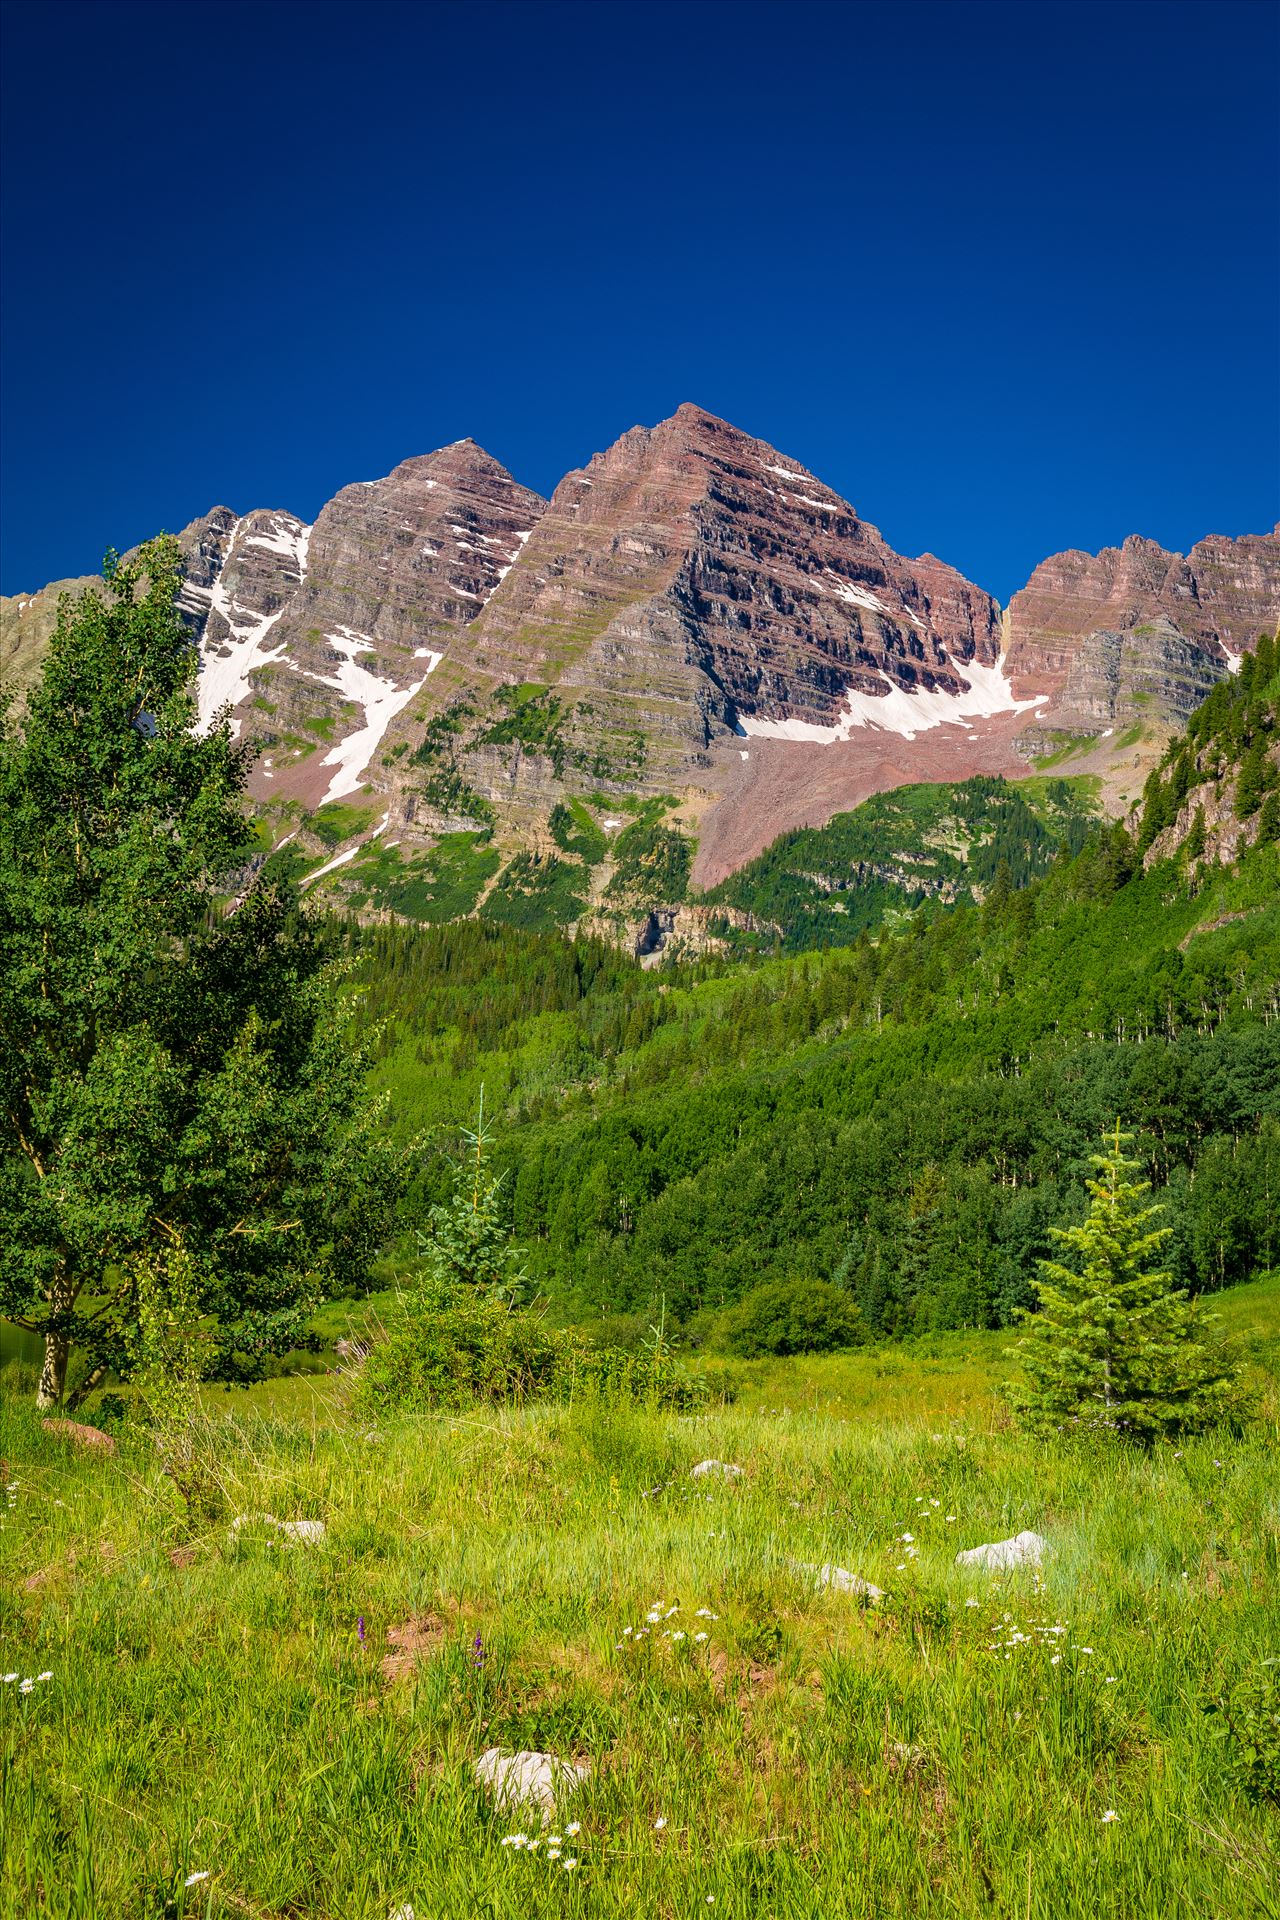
354, 1293, 720, 1414
1203, 1661, 1280, 1807
355, 1293, 584, 1412
723, 1277, 864, 1358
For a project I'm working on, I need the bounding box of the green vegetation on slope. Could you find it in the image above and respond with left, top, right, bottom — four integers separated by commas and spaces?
710, 774, 1096, 951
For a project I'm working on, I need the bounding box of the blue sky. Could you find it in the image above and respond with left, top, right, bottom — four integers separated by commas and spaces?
1, 0, 1276, 602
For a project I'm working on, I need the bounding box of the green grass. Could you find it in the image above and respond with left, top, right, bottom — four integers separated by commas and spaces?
3, 1282, 1278, 1919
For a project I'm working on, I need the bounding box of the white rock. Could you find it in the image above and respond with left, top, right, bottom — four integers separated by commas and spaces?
812, 1561, 885, 1601
280, 1519, 326, 1546
690, 1459, 744, 1481
954, 1529, 1046, 1571
474, 1748, 589, 1824
230, 1513, 326, 1547
789, 1558, 884, 1601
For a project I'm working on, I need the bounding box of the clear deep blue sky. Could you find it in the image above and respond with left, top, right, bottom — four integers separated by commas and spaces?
1, 0, 1276, 602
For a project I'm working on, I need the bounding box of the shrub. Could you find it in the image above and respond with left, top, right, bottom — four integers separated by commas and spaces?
355, 1292, 584, 1412
723, 1277, 865, 1358
354, 1294, 718, 1414
1203, 1662, 1280, 1807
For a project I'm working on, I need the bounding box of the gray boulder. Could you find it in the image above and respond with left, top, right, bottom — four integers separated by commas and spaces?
792, 1559, 884, 1601
474, 1748, 589, 1823
954, 1529, 1045, 1571
690, 1459, 744, 1481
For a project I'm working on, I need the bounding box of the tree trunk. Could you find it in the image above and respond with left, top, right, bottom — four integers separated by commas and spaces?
37, 1331, 69, 1410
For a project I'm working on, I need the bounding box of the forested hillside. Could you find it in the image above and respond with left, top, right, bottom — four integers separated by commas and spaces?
707, 773, 1095, 950
339, 652, 1279, 1344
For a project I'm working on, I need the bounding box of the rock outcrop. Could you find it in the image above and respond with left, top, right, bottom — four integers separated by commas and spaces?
5, 412, 1276, 912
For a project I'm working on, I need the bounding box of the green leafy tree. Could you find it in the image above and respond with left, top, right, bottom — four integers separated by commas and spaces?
414, 1089, 526, 1303
0, 539, 404, 1408
1008, 1125, 1245, 1441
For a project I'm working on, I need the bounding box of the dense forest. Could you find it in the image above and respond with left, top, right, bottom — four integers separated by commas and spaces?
331, 645, 1278, 1347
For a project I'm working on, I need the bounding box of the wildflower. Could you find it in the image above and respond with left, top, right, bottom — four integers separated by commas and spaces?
694, 1608, 717, 1619
1050, 1655, 1061, 1665
500, 1833, 529, 1849
547, 1849, 561, 1861
563, 1858, 579, 1870
622, 1626, 633, 1637
964, 1599, 979, 1609
357, 1615, 366, 1648
547, 1836, 563, 1846
19, 1679, 34, 1695
673, 1631, 686, 1642
901, 1533, 914, 1543
1101, 1809, 1119, 1823
36, 1672, 51, 1683
472, 1631, 485, 1669
654, 1816, 668, 1830
2, 1675, 16, 1684
1105, 1676, 1117, 1684
184, 1872, 211, 1887
946, 1515, 956, 1522
565, 1822, 581, 1837
707, 1898, 716, 1906
695, 1631, 709, 1643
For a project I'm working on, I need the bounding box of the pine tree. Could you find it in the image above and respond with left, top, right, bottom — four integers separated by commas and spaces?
1235, 734, 1267, 820
1183, 804, 1207, 863
1008, 1125, 1244, 1441
414, 1089, 526, 1303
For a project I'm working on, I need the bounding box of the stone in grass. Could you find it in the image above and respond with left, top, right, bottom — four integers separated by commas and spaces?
230, 1513, 326, 1547
474, 1748, 590, 1825
690, 1459, 744, 1481
41, 1418, 117, 1456
789, 1559, 884, 1602
954, 1530, 1046, 1571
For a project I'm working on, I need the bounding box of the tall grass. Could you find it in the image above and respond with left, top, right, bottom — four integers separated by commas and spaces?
2, 1319, 1277, 1918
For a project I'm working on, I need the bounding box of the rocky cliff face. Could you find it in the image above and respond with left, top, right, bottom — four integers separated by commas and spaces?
1005, 528, 1280, 724
460, 404, 1004, 756
5, 409, 1276, 915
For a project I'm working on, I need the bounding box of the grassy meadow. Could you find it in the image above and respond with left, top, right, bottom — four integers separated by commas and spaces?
2, 1278, 1278, 1919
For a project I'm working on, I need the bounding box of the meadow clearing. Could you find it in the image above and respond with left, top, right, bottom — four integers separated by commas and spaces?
2, 1278, 1277, 1920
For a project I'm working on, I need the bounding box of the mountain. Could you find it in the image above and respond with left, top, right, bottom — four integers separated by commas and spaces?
3, 406, 1276, 930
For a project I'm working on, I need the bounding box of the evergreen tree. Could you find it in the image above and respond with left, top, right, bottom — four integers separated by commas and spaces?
1008, 1126, 1244, 1441
1235, 734, 1267, 820
0, 541, 404, 1407
414, 1089, 527, 1303
1183, 804, 1207, 863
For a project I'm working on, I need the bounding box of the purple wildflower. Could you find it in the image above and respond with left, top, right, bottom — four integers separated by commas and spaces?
357, 1615, 366, 1648
472, 1630, 485, 1670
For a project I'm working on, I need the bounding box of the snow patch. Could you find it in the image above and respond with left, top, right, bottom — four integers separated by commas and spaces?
413, 648, 444, 670
737, 655, 1047, 745
764, 462, 809, 482
302, 845, 360, 885
284, 628, 426, 804
826, 575, 892, 616
244, 515, 311, 578
196, 518, 293, 736
449, 584, 480, 601
421, 543, 440, 557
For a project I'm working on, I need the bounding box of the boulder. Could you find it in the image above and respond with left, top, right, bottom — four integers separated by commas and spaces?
230, 1513, 326, 1547
41, 1418, 117, 1456
954, 1529, 1045, 1571
474, 1748, 589, 1823
690, 1459, 744, 1481
807, 1561, 885, 1602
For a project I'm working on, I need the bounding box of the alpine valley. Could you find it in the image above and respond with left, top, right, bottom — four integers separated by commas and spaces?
3, 403, 1277, 952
